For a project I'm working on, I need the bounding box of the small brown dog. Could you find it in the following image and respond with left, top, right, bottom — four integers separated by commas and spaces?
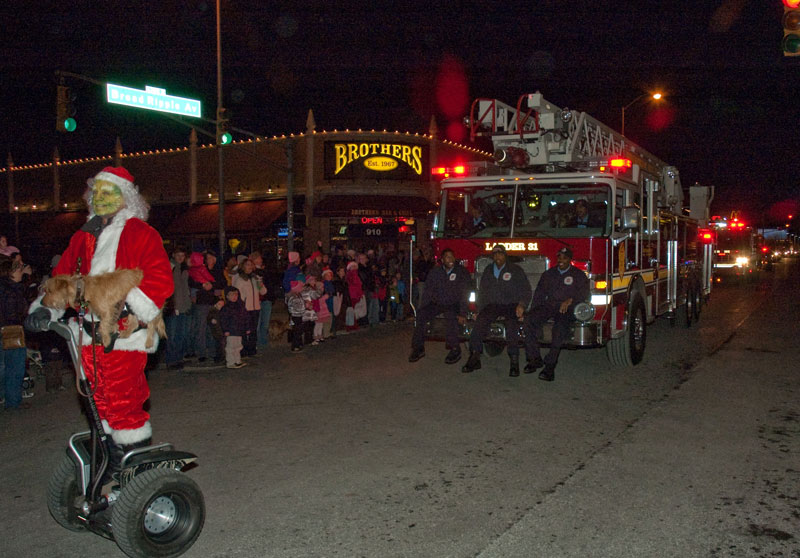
42, 269, 163, 349
268, 319, 291, 342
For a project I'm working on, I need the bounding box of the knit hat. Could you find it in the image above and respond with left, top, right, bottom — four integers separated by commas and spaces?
224, 286, 240, 297
346, 261, 358, 271
288, 251, 300, 264
491, 243, 507, 254
290, 280, 304, 292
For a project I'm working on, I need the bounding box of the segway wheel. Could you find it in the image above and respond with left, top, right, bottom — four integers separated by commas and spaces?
47, 455, 87, 532
111, 468, 205, 558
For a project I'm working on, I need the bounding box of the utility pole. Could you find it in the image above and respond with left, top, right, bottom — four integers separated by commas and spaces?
216, 0, 226, 259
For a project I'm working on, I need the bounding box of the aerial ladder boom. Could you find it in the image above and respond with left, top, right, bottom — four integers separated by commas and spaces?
468, 92, 665, 173
467, 92, 683, 212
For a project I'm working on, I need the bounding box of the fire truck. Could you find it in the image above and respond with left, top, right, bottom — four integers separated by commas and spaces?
711, 214, 767, 281
427, 92, 715, 367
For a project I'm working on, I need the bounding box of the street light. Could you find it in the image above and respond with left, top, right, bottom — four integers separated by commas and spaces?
621, 92, 662, 136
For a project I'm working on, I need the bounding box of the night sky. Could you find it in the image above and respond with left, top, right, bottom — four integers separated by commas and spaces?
1, 0, 798, 224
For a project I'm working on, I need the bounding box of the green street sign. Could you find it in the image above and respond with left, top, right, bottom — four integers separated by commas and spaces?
106, 83, 201, 118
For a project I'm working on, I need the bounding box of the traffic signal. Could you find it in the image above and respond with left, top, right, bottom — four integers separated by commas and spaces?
217, 107, 232, 145
783, 0, 800, 56
56, 84, 77, 132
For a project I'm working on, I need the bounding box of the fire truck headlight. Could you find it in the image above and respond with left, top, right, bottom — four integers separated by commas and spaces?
573, 302, 595, 322
468, 291, 476, 303
735, 256, 750, 266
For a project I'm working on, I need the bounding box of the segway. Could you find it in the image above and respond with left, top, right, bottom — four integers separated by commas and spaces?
43, 309, 205, 558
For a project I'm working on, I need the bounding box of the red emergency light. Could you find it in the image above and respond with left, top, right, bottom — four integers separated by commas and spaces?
431, 164, 467, 179
784, 0, 800, 8
761, 246, 769, 253
609, 158, 632, 168
699, 229, 713, 243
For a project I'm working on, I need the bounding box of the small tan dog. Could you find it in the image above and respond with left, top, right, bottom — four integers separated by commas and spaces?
268, 319, 291, 342
42, 269, 165, 349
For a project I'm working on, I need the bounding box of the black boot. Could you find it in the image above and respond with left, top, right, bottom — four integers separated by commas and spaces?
509, 355, 520, 377
461, 351, 482, 373
538, 364, 555, 382
524, 357, 544, 374
408, 347, 425, 363
103, 437, 152, 486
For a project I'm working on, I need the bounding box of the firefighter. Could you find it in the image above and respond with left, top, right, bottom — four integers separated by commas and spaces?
462, 244, 532, 376
408, 248, 470, 365
523, 246, 590, 381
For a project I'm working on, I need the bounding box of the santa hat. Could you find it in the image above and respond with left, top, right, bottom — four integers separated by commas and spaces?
311, 251, 322, 260
346, 261, 358, 271
321, 268, 334, 278
93, 166, 137, 197
288, 251, 300, 264
290, 280, 304, 292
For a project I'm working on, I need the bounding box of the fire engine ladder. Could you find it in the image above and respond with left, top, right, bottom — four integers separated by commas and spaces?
468, 92, 666, 172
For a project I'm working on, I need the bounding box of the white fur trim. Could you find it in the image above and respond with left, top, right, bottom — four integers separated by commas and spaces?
90, 213, 130, 275
126, 286, 160, 322
66, 318, 159, 353
102, 419, 114, 435
111, 421, 152, 445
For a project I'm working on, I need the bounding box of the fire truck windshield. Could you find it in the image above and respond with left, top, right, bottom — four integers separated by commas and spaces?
434, 183, 610, 238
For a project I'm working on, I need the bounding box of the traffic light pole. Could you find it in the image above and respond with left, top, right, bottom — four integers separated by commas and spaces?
216, 0, 226, 260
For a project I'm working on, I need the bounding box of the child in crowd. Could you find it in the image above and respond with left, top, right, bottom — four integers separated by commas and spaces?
218, 286, 248, 369
285, 279, 307, 352
206, 297, 226, 364
301, 276, 320, 345
321, 269, 337, 338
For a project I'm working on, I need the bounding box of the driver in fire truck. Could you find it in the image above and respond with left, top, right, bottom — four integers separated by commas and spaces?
523, 246, 590, 382
461, 244, 532, 377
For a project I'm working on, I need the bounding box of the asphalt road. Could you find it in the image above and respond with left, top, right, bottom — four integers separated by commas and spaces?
1, 259, 798, 558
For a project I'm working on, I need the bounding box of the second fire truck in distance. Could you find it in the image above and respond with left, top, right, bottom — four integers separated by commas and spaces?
428, 92, 715, 367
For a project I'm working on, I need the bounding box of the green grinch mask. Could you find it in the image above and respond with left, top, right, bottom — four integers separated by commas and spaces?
92, 180, 125, 216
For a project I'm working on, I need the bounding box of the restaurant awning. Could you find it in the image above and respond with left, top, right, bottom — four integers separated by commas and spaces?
313, 195, 437, 218
163, 200, 287, 236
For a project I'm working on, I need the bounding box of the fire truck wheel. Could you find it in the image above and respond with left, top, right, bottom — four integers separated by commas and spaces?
684, 284, 695, 328
692, 282, 702, 321
606, 296, 647, 367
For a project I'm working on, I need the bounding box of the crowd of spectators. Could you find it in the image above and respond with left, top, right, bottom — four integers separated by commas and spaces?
0, 233, 439, 410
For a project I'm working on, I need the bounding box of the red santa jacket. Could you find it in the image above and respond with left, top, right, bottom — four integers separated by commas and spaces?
49, 212, 173, 352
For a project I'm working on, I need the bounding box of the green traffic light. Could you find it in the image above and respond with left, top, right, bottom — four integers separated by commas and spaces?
64, 118, 77, 132
784, 33, 800, 54
220, 132, 232, 145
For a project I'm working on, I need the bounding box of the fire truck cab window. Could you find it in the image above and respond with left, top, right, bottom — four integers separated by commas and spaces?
437, 183, 610, 238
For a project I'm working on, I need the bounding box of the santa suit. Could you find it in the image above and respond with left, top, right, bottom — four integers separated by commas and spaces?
49, 208, 173, 443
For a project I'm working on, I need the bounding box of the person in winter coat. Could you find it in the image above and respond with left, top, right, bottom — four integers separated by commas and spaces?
331, 266, 350, 334
188, 250, 225, 362
26, 166, 173, 460
232, 258, 266, 357
282, 251, 302, 294
165, 246, 192, 370
345, 261, 363, 331
408, 248, 471, 365
1, 258, 30, 409
462, 244, 532, 377
218, 286, 248, 368
522, 246, 590, 382
285, 279, 307, 352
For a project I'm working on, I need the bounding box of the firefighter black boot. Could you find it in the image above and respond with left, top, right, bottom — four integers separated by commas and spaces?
509, 354, 520, 377
461, 351, 482, 373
